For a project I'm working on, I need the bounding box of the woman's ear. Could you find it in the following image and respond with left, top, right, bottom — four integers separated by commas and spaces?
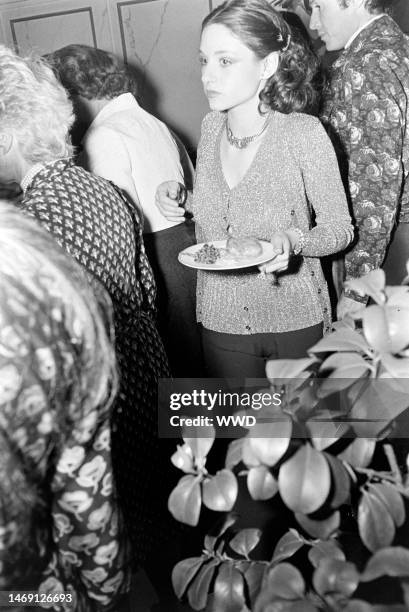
261, 52, 279, 80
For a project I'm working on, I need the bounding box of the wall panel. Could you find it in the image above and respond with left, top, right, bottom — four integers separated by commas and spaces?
0, 0, 213, 147
112, 0, 211, 147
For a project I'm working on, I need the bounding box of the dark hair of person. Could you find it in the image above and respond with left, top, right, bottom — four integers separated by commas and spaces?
48, 44, 138, 100
338, 0, 395, 12
281, 10, 312, 47
202, 0, 321, 115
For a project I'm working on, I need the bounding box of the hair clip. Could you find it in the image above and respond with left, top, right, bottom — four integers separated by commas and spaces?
282, 33, 291, 52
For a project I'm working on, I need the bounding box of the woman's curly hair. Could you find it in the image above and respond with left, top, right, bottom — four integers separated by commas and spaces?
48, 44, 138, 100
202, 0, 322, 115
0, 45, 74, 164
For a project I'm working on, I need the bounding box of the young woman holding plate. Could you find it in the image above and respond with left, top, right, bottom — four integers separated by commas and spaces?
156, 0, 353, 378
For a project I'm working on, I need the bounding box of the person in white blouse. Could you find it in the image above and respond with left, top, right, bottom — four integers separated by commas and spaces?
49, 44, 204, 377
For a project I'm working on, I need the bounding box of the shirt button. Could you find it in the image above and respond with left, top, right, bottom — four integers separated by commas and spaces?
244, 306, 249, 311
290, 209, 295, 216
245, 325, 251, 331
317, 288, 322, 294
310, 271, 315, 277
323, 307, 328, 313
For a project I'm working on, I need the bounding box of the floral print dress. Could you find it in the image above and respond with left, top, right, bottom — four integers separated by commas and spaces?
0, 269, 129, 610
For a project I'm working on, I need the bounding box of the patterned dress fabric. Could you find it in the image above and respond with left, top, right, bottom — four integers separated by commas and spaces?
17, 159, 172, 565
0, 268, 129, 610
320, 15, 409, 291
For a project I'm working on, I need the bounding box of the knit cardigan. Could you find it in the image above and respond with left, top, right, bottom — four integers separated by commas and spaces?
190, 111, 354, 335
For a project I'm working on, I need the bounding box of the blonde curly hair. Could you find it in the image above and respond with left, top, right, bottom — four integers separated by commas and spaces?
0, 45, 74, 165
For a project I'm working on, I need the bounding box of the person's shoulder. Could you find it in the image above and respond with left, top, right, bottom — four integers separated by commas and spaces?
277, 112, 324, 136
201, 111, 224, 132
353, 16, 409, 65
83, 123, 123, 147
276, 112, 330, 155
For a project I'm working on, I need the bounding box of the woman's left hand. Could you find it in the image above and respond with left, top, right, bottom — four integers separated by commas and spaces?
258, 231, 292, 274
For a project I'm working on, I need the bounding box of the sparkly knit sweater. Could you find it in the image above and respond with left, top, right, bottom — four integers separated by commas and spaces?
190, 111, 354, 335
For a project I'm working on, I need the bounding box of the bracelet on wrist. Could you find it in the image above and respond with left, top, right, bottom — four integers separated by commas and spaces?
292, 227, 306, 255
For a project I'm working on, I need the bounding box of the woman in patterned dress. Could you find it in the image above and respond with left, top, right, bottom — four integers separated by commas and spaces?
0, 45, 174, 570
0, 202, 129, 610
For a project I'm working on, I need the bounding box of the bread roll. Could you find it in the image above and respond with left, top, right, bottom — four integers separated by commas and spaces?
227, 236, 263, 258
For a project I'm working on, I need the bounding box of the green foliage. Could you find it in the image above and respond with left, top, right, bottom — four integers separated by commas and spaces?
168, 269, 409, 610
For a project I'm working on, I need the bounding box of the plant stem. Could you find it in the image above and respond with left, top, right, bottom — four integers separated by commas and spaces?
384, 443, 403, 484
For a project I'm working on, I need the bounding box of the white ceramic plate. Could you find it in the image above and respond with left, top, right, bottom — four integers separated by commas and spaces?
178, 239, 276, 271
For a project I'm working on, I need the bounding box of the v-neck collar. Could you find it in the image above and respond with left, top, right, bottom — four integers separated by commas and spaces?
216, 112, 275, 192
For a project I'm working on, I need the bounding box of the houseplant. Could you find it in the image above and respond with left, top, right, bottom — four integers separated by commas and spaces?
168, 267, 409, 611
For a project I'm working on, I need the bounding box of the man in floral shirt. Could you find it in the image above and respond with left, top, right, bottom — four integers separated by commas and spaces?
311, 0, 409, 312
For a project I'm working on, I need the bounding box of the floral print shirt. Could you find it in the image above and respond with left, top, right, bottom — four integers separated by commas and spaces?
0, 272, 130, 609
320, 16, 409, 292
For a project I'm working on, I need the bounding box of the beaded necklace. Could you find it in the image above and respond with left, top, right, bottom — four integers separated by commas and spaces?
225, 113, 271, 149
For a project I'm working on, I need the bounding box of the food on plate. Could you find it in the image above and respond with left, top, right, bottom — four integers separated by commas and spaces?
194, 243, 223, 264
227, 236, 263, 258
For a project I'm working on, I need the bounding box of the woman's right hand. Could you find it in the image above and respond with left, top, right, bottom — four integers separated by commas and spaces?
155, 180, 187, 222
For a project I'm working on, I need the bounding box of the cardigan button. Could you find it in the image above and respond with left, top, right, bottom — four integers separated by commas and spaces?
244, 306, 249, 311
245, 325, 251, 331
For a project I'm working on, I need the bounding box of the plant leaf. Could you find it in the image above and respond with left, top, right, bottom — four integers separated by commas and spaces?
242, 562, 266, 607
184, 429, 215, 467
266, 357, 316, 383
172, 556, 207, 598
264, 563, 305, 600
312, 558, 359, 598
309, 329, 371, 355
212, 561, 246, 612
358, 490, 395, 552
168, 474, 202, 526
242, 438, 262, 468
345, 269, 386, 304
187, 558, 220, 611
295, 510, 340, 539
225, 439, 244, 469
271, 529, 305, 564
202, 469, 238, 512
204, 513, 238, 553
230, 528, 262, 558
309, 420, 351, 450
338, 438, 376, 468
171, 443, 195, 473
247, 466, 278, 500
247, 414, 292, 467
278, 445, 331, 514
363, 305, 409, 354
360, 546, 409, 581
343, 600, 373, 611
325, 452, 351, 508
368, 482, 405, 528
349, 379, 409, 438
320, 351, 371, 378
385, 285, 409, 308
308, 540, 345, 568
381, 353, 409, 378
